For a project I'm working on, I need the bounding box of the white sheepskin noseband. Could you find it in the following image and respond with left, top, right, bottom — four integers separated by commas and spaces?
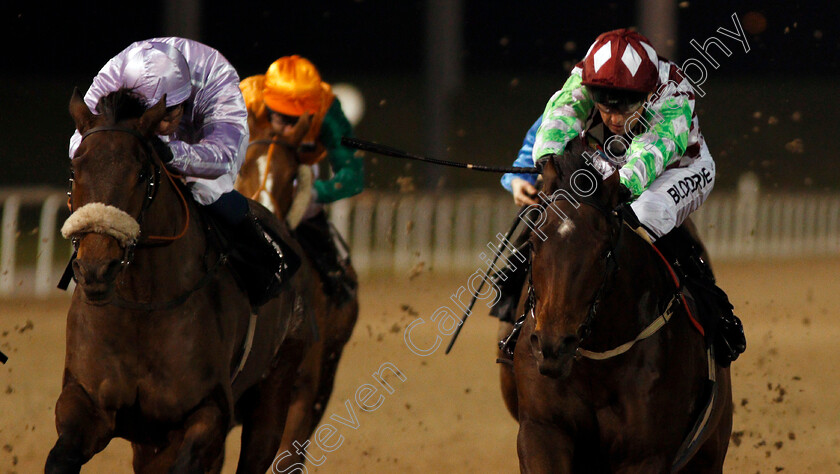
61, 202, 141, 246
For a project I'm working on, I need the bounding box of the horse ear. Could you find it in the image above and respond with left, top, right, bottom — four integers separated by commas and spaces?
605, 169, 628, 207
541, 156, 560, 194
138, 95, 168, 136
69, 88, 95, 134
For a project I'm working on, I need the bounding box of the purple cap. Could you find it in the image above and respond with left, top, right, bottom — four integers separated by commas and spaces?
121, 41, 192, 107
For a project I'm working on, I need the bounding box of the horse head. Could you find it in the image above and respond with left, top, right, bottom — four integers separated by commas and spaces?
64, 88, 169, 302
239, 110, 313, 228
528, 138, 629, 378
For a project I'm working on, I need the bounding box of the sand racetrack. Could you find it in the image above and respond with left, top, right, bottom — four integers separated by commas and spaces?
1, 258, 839, 473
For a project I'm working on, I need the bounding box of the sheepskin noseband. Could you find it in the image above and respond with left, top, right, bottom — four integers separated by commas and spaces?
61, 202, 141, 247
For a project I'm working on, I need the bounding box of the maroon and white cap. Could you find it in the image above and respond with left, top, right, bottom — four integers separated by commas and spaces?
581, 29, 659, 93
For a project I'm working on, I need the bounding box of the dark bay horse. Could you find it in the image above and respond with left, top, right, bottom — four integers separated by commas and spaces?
236, 111, 359, 468
47, 89, 315, 473
499, 140, 732, 473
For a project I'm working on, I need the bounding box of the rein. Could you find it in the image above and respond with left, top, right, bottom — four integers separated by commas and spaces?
68, 125, 223, 311
75, 126, 191, 250
245, 139, 285, 202
526, 194, 681, 361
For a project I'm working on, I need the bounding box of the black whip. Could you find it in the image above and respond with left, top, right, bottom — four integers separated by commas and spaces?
341, 137, 539, 174
445, 205, 528, 354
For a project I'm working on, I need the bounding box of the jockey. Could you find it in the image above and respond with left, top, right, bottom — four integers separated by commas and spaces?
500, 29, 745, 365
239, 55, 363, 304
68, 37, 299, 307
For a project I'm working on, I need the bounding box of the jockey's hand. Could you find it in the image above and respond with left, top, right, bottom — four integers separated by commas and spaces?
512, 178, 538, 206
615, 202, 653, 243
152, 139, 174, 163
270, 112, 312, 147
615, 202, 640, 228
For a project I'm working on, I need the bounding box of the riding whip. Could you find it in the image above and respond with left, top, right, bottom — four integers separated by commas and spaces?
341, 137, 539, 174
445, 204, 529, 354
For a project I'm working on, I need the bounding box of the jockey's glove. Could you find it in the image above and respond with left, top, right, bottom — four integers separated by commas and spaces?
152, 139, 174, 163
615, 201, 641, 229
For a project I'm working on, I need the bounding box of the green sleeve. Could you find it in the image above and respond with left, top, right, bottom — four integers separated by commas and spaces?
619, 94, 693, 195
532, 70, 594, 160
313, 99, 365, 203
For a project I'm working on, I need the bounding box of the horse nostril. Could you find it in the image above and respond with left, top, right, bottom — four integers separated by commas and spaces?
530, 333, 540, 351
71, 259, 85, 282
100, 259, 123, 281
561, 335, 580, 352
532, 331, 559, 359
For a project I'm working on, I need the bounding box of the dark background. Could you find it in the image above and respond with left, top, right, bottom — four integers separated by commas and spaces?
1, 1, 838, 193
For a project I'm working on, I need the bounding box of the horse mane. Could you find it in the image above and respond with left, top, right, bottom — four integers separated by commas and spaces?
539, 137, 623, 206
94, 88, 148, 125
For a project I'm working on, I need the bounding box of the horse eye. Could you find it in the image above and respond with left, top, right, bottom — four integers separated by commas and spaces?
137, 170, 147, 183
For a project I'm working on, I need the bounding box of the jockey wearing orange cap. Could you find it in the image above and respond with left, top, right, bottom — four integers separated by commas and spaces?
240, 56, 361, 304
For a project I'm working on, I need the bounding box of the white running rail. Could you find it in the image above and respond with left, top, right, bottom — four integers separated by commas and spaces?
2, 174, 840, 295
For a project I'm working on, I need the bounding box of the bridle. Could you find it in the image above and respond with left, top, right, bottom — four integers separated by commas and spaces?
67, 125, 221, 311
526, 192, 623, 353
526, 191, 684, 360
70, 125, 187, 264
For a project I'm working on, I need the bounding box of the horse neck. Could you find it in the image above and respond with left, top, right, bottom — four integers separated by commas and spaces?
588, 229, 674, 350
268, 143, 301, 221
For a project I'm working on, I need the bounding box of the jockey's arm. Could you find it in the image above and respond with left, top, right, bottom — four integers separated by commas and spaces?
618, 81, 695, 196
165, 121, 248, 179
629, 140, 715, 240
313, 100, 364, 204
501, 117, 541, 200
502, 117, 542, 206
532, 67, 595, 162
165, 66, 249, 180
620, 78, 715, 240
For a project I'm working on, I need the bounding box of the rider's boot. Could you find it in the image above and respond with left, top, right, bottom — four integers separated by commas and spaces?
656, 226, 747, 366
295, 210, 355, 306
206, 191, 301, 307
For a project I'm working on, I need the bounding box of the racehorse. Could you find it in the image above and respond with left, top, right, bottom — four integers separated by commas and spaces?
499, 138, 733, 473
47, 88, 315, 473
236, 111, 359, 467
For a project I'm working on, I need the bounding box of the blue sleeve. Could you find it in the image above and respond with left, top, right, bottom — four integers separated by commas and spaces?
501, 116, 542, 192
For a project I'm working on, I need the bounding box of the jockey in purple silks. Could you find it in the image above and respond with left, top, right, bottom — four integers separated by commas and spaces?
69, 37, 298, 306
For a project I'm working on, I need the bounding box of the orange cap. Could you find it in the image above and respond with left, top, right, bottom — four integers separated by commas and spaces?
263, 55, 332, 116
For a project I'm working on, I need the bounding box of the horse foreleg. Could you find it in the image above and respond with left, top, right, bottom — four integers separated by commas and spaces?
168, 400, 228, 474
45, 381, 114, 474
237, 338, 307, 474
517, 419, 574, 474
279, 342, 322, 453
132, 443, 177, 474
